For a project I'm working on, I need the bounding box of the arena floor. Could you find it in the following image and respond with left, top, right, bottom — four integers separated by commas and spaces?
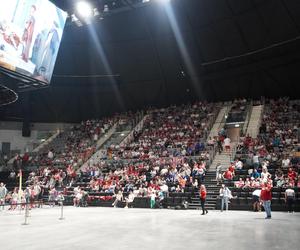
0, 206, 299, 250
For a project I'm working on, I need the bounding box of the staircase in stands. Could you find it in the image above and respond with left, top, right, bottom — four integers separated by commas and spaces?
245, 105, 264, 138
188, 171, 220, 210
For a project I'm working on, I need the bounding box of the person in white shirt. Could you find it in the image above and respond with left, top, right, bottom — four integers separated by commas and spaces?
219, 184, 232, 212
282, 157, 290, 169
235, 159, 243, 170
252, 189, 261, 212
112, 191, 123, 208
216, 163, 222, 185
253, 153, 259, 169
47, 150, 54, 159
125, 191, 135, 208
0, 183, 7, 210
224, 137, 231, 153
285, 186, 295, 213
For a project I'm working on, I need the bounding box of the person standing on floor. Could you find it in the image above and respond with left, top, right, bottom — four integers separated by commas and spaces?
200, 185, 208, 215
219, 184, 231, 212
285, 186, 295, 213
260, 182, 272, 219
0, 183, 7, 210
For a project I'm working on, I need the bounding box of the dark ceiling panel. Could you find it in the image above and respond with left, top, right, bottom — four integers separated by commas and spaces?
282, 0, 300, 31
212, 19, 248, 56
196, 28, 225, 62
257, 0, 299, 41
236, 10, 271, 50
203, 0, 232, 21
227, 0, 253, 14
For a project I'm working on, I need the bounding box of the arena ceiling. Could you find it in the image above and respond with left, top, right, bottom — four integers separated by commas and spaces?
1, 0, 300, 122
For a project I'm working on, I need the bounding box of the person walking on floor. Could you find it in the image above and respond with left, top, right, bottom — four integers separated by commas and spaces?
219, 184, 231, 212
200, 185, 208, 215
260, 182, 272, 219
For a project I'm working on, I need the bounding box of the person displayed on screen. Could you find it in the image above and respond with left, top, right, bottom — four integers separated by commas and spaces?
21, 5, 36, 62
39, 21, 60, 82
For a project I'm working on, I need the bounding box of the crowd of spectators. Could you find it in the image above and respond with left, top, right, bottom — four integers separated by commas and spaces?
1, 102, 217, 208
2, 98, 299, 210
102, 102, 216, 160
219, 98, 300, 191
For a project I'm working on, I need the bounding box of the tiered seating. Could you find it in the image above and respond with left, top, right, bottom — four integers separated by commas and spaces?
107, 102, 217, 159
21, 118, 116, 171
219, 98, 300, 211
70, 102, 218, 207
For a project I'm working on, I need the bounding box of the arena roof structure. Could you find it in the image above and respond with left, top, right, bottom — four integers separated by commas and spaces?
1, 0, 300, 122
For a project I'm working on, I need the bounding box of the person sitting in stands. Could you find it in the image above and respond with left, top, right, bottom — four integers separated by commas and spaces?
234, 178, 244, 188
282, 156, 290, 169
250, 169, 261, 179
261, 167, 271, 182
223, 169, 234, 181
235, 159, 243, 170
244, 178, 251, 189
228, 162, 235, 174
275, 169, 284, 187
287, 168, 297, 182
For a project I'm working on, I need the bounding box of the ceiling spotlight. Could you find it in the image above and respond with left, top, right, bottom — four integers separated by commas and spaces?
103, 4, 109, 13
76, 1, 93, 18
93, 8, 100, 16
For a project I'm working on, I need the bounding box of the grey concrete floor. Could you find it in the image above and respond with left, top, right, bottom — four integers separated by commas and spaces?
0, 207, 299, 250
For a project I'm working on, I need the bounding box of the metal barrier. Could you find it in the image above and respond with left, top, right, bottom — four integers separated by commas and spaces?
0, 200, 65, 225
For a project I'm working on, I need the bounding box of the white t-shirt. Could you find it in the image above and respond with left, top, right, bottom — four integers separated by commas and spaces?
235, 161, 243, 169
252, 189, 261, 197
285, 189, 295, 197
282, 159, 290, 168
224, 138, 231, 146
253, 155, 259, 163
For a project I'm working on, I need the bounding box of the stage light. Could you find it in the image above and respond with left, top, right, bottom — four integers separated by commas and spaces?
103, 4, 109, 13
77, 1, 93, 18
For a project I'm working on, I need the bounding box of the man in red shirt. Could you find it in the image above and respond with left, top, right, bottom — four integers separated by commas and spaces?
260, 182, 272, 219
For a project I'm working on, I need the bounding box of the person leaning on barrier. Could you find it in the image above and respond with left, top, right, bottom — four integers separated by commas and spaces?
124, 191, 135, 208
112, 190, 123, 208
285, 185, 295, 213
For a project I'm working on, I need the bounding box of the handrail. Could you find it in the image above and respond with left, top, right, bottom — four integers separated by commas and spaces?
242, 101, 253, 135
119, 114, 149, 147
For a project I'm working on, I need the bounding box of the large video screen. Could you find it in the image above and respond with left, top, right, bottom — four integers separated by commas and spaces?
0, 0, 67, 84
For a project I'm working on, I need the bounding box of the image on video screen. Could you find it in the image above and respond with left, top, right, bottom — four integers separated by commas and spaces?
0, 0, 67, 84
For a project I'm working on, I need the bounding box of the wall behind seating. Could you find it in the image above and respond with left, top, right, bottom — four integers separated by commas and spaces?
0, 122, 76, 154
